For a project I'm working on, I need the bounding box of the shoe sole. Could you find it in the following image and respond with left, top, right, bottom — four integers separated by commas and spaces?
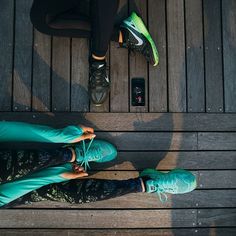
129, 12, 159, 66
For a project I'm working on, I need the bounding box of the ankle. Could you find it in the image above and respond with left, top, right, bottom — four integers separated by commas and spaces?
119, 31, 123, 44
140, 178, 146, 192
92, 54, 106, 61
68, 147, 76, 162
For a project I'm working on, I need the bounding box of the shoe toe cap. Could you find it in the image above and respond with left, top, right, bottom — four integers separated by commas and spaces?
94, 140, 117, 162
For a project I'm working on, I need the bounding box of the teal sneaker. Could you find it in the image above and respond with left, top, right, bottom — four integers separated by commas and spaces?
72, 139, 117, 170
140, 169, 197, 202
120, 12, 159, 66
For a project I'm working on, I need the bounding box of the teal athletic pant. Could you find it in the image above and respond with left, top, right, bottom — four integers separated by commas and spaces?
0, 121, 83, 207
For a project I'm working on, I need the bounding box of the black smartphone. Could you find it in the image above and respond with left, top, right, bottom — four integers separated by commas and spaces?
131, 78, 145, 106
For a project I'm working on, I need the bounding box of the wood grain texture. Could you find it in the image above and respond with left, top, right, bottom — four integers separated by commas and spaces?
148, 0, 167, 112
90, 151, 236, 170
197, 209, 236, 227
110, 0, 129, 112
71, 38, 90, 112
0, 209, 196, 228
198, 170, 236, 189
203, 0, 223, 113
1, 113, 236, 131
0, 0, 14, 111
32, 30, 51, 111
185, 0, 205, 112
13, 0, 33, 111
129, 0, 148, 112
1, 229, 236, 236
52, 37, 70, 111
198, 132, 236, 150
222, 0, 236, 112
95, 131, 197, 151
110, 42, 129, 112
167, 0, 186, 112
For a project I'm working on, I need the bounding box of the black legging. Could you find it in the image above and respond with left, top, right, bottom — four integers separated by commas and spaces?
30, 0, 120, 57
5, 177, 142, 207
0, 149, 143, 208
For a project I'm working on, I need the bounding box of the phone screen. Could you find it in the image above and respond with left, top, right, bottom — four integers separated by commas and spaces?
131, 78, 145, 106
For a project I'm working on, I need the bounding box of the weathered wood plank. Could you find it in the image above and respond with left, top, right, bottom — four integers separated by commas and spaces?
1, 229, 236, 236
96, 132, 197, 151
198, 132, 236, 150
0, 0, 14, 111
222, 0, 236, 112
52, 37, 70, 111
71, 38, 90, 112
203, 0, 223, 113
198, 170, 236, 189
148, 0, 167, 112
32, 30, 51, 111
0, 209, 196, 228
198, 209, 236, 227
91, 151, 236, 170
13, 0, 33, 111
1, 113, 236, 131
129, 0, 148, 112
16, 190, 236, 209
167, 0, 186, 112
185, 0, 205, 112
110, 0, 129, 112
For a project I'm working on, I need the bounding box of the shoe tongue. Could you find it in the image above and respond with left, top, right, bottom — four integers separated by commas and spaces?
91, 60, 106, 69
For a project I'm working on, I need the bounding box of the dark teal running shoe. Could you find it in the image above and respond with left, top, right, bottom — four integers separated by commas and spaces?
72, 139, 117, 170
140, 169, 197, 202
120, 12, 159, 66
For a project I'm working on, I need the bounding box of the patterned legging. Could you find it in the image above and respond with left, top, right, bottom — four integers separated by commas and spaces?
0, 149, 142, 208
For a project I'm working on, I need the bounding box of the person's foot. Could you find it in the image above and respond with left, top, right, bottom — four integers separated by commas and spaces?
72, 139, 117, 170
120, 12, 159, 66
88, 59, 110, 106
140, 169, 197, 202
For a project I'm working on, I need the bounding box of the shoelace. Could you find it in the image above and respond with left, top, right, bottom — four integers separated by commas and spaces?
79, 138, 94, 171
154, 177, 178, 203
77, 138, 104, 171
90, 65, 109, 87
156, 189, 168, 203
64, 138, 101, 171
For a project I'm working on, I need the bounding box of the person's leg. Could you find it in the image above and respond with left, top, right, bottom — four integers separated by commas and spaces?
5, 178, 144, 207
88, 0, 119, 106
3, 168, 197, 208
90, 0, 119, 58
0, 148, 73, 184
30, 0, 91, 38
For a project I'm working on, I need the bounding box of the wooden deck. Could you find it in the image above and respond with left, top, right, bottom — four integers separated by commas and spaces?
0, 0, 236, 235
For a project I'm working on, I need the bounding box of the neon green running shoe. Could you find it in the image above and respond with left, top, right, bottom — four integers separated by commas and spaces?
120, 12, 159, 66
140, 169, 197, 202
72, 139, 117, 170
